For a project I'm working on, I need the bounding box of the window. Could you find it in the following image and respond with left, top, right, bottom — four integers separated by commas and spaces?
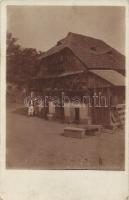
107, 51, 113, 55
90, 47, 96, 51
57, 41, 62, 46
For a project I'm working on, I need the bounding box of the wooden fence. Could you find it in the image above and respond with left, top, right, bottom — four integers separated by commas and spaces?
110, 104, 125, 129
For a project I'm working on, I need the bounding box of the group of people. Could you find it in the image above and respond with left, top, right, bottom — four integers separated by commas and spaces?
27, 91, 44, 116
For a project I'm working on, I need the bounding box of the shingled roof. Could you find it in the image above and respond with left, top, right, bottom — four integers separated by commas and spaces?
39, 32, 125, 71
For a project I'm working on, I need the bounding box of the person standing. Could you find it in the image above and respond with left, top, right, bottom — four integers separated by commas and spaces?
28, 98, 34, 116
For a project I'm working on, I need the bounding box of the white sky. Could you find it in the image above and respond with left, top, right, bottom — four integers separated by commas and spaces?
7, 6, 125, 54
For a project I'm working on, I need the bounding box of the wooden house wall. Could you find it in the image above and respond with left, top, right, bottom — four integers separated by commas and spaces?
32, 72, 111, 93
88, 72, 111, 89
32, 70, 124, 107
38, 72, 88, 91
41, 48, 85, 75
110, 87, 125, 105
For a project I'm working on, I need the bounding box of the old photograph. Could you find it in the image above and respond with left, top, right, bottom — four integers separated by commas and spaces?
6, 5, 125, 170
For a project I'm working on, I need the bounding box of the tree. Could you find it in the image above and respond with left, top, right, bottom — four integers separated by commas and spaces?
6, 32, 42, 85
6, 32, 22, 83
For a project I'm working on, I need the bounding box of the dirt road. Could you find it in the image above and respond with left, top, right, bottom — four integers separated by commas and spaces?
6, 104, 125, 170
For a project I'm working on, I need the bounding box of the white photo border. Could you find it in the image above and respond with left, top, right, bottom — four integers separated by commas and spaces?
0, 1, 129, 200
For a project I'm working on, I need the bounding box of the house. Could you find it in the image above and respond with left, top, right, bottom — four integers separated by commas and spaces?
32, 32, 125, 127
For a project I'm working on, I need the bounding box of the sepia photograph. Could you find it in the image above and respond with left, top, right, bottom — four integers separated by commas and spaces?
6, 5, 125, 170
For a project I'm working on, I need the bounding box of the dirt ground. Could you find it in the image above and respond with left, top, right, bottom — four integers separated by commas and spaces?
6, 103, 125, 170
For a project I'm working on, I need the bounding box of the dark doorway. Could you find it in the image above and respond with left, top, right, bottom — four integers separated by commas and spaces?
60, 106, 64, 120
91, 107, 110, 125
75, 107, 80, 121
55, 106, 64, 120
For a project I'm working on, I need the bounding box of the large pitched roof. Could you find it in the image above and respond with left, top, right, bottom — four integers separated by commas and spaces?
89, 70, 125, 86
39, 32, 125, 70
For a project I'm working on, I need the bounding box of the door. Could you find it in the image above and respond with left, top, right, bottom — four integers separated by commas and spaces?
91, 107, 110, 125
75, 107, 80, 121
55, 106, 64, 120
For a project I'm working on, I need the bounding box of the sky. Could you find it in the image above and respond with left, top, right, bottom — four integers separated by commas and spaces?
7, 6, 125, 54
